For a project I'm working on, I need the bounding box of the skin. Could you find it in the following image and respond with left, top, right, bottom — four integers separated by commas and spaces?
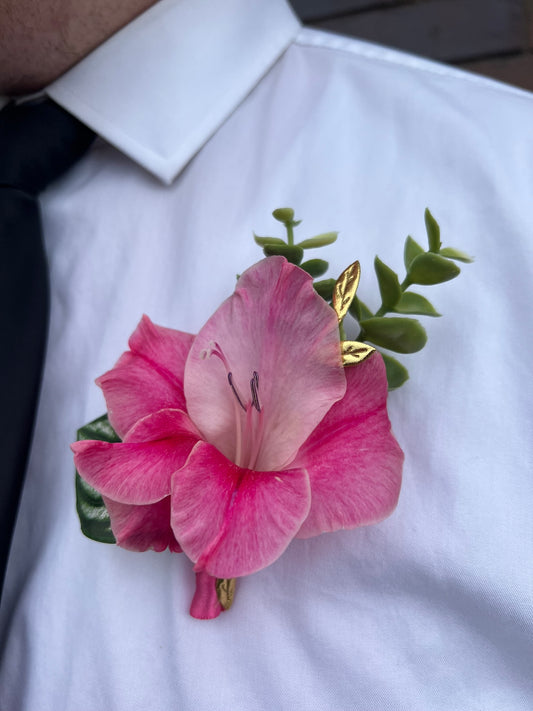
0, 0, 159, 95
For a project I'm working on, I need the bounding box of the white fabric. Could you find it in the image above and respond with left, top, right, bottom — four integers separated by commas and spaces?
2, 1, 533, 708
47, 0, 300, 183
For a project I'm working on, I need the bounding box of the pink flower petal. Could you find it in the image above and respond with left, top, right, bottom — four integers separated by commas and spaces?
171, 441, 311, 578
185, 258, 346, 471
189, 571, 224, 620
72, 409, 200, 504
97, 315, 194, 438
295, 353, 404, 538
103, 496, 181, 553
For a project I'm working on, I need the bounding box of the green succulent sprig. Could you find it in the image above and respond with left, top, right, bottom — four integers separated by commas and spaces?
255, 208, 473, 389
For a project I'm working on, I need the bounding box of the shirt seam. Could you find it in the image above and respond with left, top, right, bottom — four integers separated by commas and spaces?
294, 27, 533, 104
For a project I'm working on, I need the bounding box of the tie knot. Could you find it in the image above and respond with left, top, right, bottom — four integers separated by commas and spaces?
0, 99, 96, 195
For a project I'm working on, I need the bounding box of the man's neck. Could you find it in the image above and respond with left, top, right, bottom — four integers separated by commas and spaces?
0, 0, 160, 95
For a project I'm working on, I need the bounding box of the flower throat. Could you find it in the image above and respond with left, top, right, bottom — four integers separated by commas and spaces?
201, 342, 264, 470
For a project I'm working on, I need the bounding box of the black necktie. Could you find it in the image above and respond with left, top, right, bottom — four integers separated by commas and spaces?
0, 99, 95, 597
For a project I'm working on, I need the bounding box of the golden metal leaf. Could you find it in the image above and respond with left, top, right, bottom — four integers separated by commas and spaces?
341, 341, 375, 366
216, 577, 236, 610
333, 261, 360, 322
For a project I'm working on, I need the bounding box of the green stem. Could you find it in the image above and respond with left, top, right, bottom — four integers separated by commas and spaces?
374, 276, 411, 318
339, 321, 346, 341
286, 221, 294, 246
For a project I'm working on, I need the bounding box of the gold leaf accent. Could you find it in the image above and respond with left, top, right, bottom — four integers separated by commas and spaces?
333, 261, 360, 322
341, 341, 375, 366
216, 578, 236, 610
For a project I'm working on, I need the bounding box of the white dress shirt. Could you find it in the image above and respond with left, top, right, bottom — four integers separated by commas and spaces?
1, 0, 532, 709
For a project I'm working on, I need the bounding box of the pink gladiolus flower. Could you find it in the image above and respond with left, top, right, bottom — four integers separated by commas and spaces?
72, 257, 403, 619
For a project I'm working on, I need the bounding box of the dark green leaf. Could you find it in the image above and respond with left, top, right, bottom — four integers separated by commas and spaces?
75, 472, 116, 544
404, 235, 424, 270
361, 301, 374, 321
380, 352, 409, 390
77, 413, 121, 443
75, 413, 120, 544
348, 296, 373, 322
407, 252, 460, 285
313, 278, 336, 301
253, 233, 286, 247
300, 258, 329, 278
374, 256, 401, 310
439, 246, 474, 263
394, 292, 441, 317
360, 317, 427, 353
296, 232, 338, 249
425, 208, 441, 252
263, 244, 304, 265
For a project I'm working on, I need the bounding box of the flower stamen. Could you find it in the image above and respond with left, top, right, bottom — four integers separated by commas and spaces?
250, 371, 261, 412
201, 342, 264, 469
228, 373, 246, 411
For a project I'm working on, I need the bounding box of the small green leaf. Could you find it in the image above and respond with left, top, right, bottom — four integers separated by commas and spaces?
425, 208, 441, 252
296, 232, 338, 249
313, 278, 336, 301
272, 207, 295, 223
349, 296, 373, 322
75, 414, 120, 544
374, 256, 401, 310
394, 292, 441, 317
348, 296, 361, 320
360, 301, 374, 321
360, 317, 427, 353
263, 244, 304, 265
407, 252, 460, 285
439, 247, 474, 263
300, 258, 329, 278
404, 235, 424, 270
379, 352, 409, 390
253, 233, 286, 247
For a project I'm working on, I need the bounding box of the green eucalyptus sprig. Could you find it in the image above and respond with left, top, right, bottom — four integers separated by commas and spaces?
254, 207, 338, 279
255, 208, 473, 389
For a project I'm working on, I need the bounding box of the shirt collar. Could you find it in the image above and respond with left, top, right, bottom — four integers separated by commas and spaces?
46, 0, 300, 184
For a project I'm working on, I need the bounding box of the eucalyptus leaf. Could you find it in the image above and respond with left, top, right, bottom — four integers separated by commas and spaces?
272, 207, 294, 223
253, 234, 286, 247
75, 413, 120, 544
425, 208, 441, 252
263, 244, 304, 265
349, 296, 373, 322
394, 292, 441, 317
439, 246, 474, 263
348, 295, 361, 321
374, 256, 401, 310
313, 278, 336, 301
408, 252, 460, 285
404, 235, 424, 270
379, 352, 409, 390
296, 232, 338, 249
300, 258, 329, 278
360, 317, 427, 353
